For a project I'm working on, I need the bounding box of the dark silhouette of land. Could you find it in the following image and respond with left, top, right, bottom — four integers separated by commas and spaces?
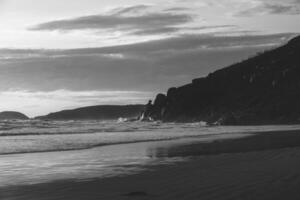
145, 35, 300, 124
36, 105, 145, 120
0, 111, 29, 120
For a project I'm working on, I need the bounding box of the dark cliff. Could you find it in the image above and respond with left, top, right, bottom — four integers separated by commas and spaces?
36, 105, 145, 120
146, 35, 300, 125
0, 111, 29, 120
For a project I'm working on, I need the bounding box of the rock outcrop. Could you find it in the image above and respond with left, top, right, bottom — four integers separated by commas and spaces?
0, 111, 29, 120
145, 35, 300, 125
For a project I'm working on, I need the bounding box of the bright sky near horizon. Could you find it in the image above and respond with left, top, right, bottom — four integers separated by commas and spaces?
0, 0, 299, 117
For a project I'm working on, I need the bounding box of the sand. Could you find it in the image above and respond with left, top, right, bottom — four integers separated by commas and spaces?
1, 130, 300, 200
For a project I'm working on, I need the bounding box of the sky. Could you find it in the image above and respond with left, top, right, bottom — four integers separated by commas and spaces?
0, 0, 299, 117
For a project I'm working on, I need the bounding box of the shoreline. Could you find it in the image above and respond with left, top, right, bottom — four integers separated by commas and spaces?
150, 129, 300, 157
1, 129, 300, 199
1, 124, 300, 156
0, 132, 248, 156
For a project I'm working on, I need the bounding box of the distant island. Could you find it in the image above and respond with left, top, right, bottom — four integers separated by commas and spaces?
143, 35, 300, 125
35, 105, 145, 120
0, 111, 29, 120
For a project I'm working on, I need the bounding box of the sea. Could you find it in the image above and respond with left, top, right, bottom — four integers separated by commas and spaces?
0, 119, 299, 187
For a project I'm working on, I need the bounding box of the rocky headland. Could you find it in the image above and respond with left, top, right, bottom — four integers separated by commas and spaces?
143, 35, 300, 125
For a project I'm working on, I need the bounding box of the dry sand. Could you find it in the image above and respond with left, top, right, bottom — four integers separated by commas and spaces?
1, 130, 300, 200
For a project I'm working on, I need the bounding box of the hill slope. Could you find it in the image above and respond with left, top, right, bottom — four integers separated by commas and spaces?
145, 35, 300, 125
36, 105, 145, 120
0, 111, 29, 120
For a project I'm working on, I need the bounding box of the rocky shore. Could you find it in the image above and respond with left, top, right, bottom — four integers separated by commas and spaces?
143, 35, 300, 125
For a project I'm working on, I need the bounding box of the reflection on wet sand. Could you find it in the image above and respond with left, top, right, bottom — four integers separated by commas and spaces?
147, 130, 300, 158
1, 130, 300, 200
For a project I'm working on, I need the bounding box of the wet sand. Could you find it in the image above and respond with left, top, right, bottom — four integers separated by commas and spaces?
1, 130, 300, 200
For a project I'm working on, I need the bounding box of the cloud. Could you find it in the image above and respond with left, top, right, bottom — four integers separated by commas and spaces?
236, 0, 300, 16
0, 33, 296, 116
29, 5, 193, 36
131, 27, 181, 36
111, 5, 151, 15
1, 34, 294, 61
1, 90, 151, 103
163, 7, 191, 12
0, 33, 295, 93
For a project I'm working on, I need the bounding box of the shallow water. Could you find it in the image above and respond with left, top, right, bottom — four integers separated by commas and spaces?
0, 120, 300, 155
0, 120, 300, 187
0, 134, 251, 187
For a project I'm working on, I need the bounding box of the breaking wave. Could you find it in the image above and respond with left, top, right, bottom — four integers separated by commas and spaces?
0, 119, 300, 155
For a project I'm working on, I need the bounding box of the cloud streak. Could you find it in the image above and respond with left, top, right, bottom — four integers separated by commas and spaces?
236, 0, 300, 16
1, 90, 151, 103
29, 5, 193, 36
0, 33, 293, 58
111, 5, 151, 15
0, 33, 295, 94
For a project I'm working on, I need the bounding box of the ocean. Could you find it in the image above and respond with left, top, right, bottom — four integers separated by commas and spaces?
0, 119, 300, 187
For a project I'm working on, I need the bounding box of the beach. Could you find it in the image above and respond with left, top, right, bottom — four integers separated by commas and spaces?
1, 129, 300, 200
1, 2, 300, 200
